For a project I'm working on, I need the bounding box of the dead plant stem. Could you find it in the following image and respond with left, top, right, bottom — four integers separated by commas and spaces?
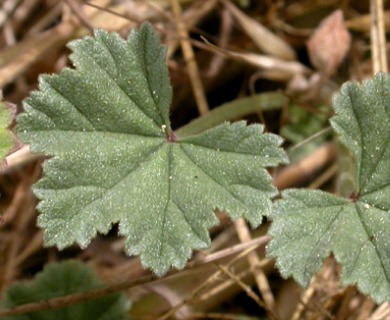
215, 264, 278, 320
370, 0, 388, 73
156, 245, 267, 320
0, 236, 270, 317
234, 219, 278, 317
169, 0, 209, 115
0, 274, 157, 317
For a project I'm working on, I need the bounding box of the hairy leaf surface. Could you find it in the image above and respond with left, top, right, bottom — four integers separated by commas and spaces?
268, 73, 390, 303
0, 261, 130, 320
17, 23, 288, 275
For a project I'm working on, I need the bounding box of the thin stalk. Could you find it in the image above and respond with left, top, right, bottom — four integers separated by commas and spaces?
370, 0, 388, 73
175, 92, 287, 137
170, 0, 209, 115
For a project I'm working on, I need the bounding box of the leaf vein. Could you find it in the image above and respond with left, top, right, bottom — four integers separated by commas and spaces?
172, 200, 204, 243
361, 181, 390, 199
355, 204, 390, 284
158, 144, 172, 260
140, 32, 166, 127
179, 145, 248, 209
180, 141, 268, 157
96, 38, 162, 129
302, 206, 343, 276
347, 92, 364, 191
47, 81, 97, 131
361, 132, 390, 195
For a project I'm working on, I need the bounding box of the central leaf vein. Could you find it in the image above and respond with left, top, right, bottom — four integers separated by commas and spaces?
158, 144, 173, 259
140, 32, 167, 128
361, 131, 390, 195
348, 94, 363, 192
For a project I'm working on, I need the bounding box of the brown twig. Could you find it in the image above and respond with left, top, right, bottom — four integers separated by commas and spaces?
198, 258, 273, 302
234, 219, 277, 317
1, 162, 41, 291
0, 273, 157, 317
169, 0, 209, 115
156, 245, 266, 320
215, 263, 277, 320
0, 235, 270, 317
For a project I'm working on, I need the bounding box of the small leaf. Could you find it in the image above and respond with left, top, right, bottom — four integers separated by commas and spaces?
17, 23, 288, 275
0, 101, 14, 161
268, 73, 390, 303
0, 261, 131, 320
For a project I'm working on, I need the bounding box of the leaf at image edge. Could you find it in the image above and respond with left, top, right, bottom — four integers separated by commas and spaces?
0, 260, 131, 320
0, 102, 14, 161
330, 72, 390, 204
268, 189, 390, 303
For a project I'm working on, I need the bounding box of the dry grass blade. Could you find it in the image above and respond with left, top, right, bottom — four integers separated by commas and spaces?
215, 263, 277, 320
346, 11, 390, 32
234, 218, 278, 317
370, 0, 388, 73
156, 245, 271, 320
166, 0, 218, 58
201, 36, 309, 81
170, 0, 209, 115
0, 0, 128, 88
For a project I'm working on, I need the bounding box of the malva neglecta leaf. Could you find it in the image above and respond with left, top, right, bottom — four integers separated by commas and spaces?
331, 72, 390, 205
0, 101, 14, 161
16, 23, 288, 276
268, 189, 390, 303
267, 73, 390, 303
0, 260, 130, 320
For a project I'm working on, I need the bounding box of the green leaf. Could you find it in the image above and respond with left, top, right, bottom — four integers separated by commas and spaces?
330, 72, 390, 205
17, 23, 288, 276
268, 189, 390, 302
0, 101, 14, 160
268, 73, 390, 303
0, 261, 130, 320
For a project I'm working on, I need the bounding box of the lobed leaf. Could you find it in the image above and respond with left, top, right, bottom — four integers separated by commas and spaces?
17, 23, 288, 276
331, 72, 390, 201
268, 189, 390, 303
268, 73, 390, 303
0, 261, 130, 320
